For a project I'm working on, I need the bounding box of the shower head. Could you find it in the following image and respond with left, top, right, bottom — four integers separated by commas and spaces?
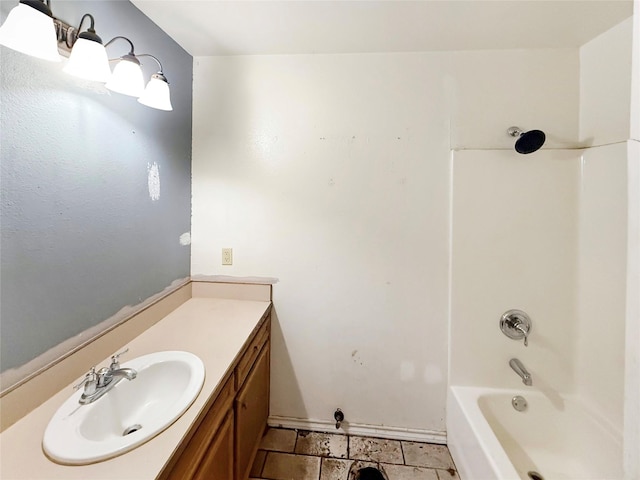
507, 126, 546, 154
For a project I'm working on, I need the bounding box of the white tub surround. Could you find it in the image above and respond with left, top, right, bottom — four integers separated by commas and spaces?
0, 295, 271, 479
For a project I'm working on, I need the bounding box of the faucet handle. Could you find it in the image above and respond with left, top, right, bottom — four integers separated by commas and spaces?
73, 367, 97, 391
515, 325, 529, 346
110, 348, 129, 370
500, 310, 532, 347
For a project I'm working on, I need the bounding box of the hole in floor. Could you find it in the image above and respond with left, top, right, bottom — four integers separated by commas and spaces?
528, 471, 545, 480
355, 467, 386, 480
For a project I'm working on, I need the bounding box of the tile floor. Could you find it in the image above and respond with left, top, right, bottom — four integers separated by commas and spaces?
250, 427, 460, 480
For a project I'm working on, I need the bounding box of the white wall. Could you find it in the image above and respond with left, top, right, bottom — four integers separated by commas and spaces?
450, 150, 580, 394
191, 49, 577, 436
448, 50, 578, 149
580, 18, 633, 146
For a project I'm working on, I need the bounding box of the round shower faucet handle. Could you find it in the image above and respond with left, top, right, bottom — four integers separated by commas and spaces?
499, 309, 532, 346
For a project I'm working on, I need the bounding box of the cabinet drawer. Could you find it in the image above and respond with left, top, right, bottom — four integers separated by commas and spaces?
235, 318, 270, 389
162, 373, 234, 479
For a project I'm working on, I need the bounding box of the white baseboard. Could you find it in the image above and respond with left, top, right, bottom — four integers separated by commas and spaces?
268, 415, 447, 445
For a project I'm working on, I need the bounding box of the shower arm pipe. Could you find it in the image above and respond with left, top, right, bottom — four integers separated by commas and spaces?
507, 126, 524, 138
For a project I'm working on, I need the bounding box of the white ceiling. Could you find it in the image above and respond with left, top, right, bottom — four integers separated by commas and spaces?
131, 0, 633, 56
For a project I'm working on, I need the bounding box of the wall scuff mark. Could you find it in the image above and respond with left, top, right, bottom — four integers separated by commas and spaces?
148, 162, 161, 201
179, 232, 191, 245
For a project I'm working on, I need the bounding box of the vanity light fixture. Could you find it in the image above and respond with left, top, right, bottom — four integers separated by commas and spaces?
63, 14, 110, 82
0, 0, 60, 61
0, 0, 173, 112
137, 54, 173, 111
103, 39, 173, 110
105, 36, 145, 97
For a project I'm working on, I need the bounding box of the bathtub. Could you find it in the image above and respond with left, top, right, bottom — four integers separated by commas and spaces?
447, 386, 623, 480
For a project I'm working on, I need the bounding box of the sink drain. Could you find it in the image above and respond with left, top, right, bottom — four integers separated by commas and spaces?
528, 472, 544, 480
123, 424, 142, 436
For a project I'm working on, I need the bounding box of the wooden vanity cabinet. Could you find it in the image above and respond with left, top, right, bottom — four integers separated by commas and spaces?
234, 343, 270, 480
194, 410, 234, 479
159, 315, 270, 480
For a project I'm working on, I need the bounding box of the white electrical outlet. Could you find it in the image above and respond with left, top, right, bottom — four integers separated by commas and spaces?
222, 248, 233, 265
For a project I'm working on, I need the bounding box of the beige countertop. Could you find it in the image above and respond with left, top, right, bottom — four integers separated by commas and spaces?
0, 297, 271, 480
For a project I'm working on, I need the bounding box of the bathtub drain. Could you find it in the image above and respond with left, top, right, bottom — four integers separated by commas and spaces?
527, 471, 544, 480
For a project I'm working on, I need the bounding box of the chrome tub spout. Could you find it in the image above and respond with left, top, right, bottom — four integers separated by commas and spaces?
509, 358, 532, 386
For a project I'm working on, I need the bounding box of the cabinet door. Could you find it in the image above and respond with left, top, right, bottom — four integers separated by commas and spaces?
193, 410, 234, 480
234, 344, 270, 480
161, 375, 234, 480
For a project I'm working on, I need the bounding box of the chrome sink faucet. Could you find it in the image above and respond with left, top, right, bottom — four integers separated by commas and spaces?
74, 349, 137, 405
509, 358, 532, 386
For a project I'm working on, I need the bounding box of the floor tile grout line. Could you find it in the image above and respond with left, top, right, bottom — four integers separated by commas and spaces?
262, 450, 271, 477
265, 450, 336, 460
260, 450, 270, 479
293, 429, 299, 454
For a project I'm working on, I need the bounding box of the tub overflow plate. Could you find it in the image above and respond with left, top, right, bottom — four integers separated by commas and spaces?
512, 395, 528, 412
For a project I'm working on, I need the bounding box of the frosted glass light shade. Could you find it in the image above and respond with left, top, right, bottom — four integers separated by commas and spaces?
106, 57, 145, 97
0, 2, 60, 62
138, 74, 172, 111
63, 37, 111, 82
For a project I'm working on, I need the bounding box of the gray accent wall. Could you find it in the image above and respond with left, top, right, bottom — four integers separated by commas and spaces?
0, 1, 192, 373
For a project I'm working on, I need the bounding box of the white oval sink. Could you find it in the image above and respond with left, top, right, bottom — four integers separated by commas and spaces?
43, 351, 205, 465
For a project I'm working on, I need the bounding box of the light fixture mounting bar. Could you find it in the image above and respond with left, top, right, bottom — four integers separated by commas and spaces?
52, 17, 78, 56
